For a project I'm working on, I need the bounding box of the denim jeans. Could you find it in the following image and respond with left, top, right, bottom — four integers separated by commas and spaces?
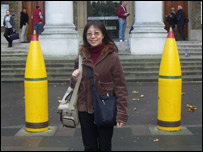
79, 112, 114, 151
34, 23, 42, 35
118, 19, 127, 41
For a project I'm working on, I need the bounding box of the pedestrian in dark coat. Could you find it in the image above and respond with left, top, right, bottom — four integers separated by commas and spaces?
176, 5, 186, 40
166, 7, 177, 39
20, 8, 29, 42
166, 7, 176, 29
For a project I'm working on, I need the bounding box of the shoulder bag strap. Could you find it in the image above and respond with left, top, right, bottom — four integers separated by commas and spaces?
86, 66, 98, 111
69, 55, 83, 109
86, 66, 96, 91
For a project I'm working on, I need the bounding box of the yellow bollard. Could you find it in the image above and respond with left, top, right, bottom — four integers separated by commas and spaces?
157, 27, 182, 131
24, 30, 48, 132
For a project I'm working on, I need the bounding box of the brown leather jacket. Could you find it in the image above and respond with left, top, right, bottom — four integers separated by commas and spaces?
71, 43, 128, 124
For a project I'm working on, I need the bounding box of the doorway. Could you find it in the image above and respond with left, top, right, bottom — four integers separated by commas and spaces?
164, 1, 188, 39
22, 1, 45, 41
87, 1, 121, 39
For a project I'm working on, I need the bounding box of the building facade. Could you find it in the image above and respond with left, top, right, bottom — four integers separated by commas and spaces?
1, 1, 202, 55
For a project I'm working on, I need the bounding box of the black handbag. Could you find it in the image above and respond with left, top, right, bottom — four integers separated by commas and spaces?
9, 32, 19, 41
87, 66, 117, 127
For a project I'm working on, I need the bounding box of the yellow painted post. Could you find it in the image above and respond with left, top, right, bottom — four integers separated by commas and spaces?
24, 30, 48, 132
157, 27, 182, 131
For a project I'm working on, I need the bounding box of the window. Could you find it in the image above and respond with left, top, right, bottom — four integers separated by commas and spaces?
87, 1, 121, 39
1, 4, 9, 27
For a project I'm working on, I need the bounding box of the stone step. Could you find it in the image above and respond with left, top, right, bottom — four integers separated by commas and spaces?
2, 65, 202, 74
1, 46, 202, 58
176, 41, 202, 44
1, 60, 202, 69
1, 50, 202, 58
1, 75, 202, 83
1, 41, 201, 51
1, 41, 201, 83
1, 54, 202, 62
178, 49, 202, 54
1, 68, 201, 78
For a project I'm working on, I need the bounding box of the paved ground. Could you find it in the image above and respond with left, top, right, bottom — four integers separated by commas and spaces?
1, 82, 202, 151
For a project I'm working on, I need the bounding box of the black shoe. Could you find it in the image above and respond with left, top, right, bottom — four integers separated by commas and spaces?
8, 43, 12, 47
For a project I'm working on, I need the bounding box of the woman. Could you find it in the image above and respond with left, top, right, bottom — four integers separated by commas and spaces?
3, 10, 16, 47
71, 20, 128, 151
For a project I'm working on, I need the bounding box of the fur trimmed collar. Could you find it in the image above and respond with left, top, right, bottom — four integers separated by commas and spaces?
80, 42, 117, 58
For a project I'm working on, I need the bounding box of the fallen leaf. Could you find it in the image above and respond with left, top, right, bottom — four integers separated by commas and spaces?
61, 82, 67, 85
188, 107, 198, 112
58, 97, 61, 99
54, 85, 56, 88
181, 92, 186, 95
132, 91, 139, 94
153, 138, 159, 142
132, 98, 140, 101
133, 107, 137, 111
186, 104, 191, 108
186, 104, 195, 108
58, 100, 62, 103
140, 94, 144, 98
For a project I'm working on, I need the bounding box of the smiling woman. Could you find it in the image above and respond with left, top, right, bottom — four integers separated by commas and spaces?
86, 26, 104, 47
82, 20, 117, 49
70, 20, 128, 151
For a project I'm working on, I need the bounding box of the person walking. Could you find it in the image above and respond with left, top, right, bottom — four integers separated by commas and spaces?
3, 10, 16, 47
117, 1, 129, 42
20, 7, 29, 42
176, 5, 185, 41
71, 20, 128, 151
32, 5, 43, 35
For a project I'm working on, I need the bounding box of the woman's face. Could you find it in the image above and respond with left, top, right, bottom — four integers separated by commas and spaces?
86, 25, 104, 47
6, 11, 10, 16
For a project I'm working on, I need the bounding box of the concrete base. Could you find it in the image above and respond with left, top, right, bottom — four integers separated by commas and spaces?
39, 35, 79, 56
39, 24, 79, 56
129, 22, 167, 55
148, 125, 193, 135
15, 126, 57, 136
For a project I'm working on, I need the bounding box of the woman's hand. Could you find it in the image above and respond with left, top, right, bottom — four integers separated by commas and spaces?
72, 69, 80, 79
117, 122, 124, 128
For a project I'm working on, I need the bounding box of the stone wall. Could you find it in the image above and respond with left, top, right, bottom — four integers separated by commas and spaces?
190, 1, 202, 30
188, 1, 202, 41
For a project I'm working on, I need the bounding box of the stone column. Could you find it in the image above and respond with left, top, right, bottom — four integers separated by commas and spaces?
39, 1, 78, 55
129, 1, 167, 54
